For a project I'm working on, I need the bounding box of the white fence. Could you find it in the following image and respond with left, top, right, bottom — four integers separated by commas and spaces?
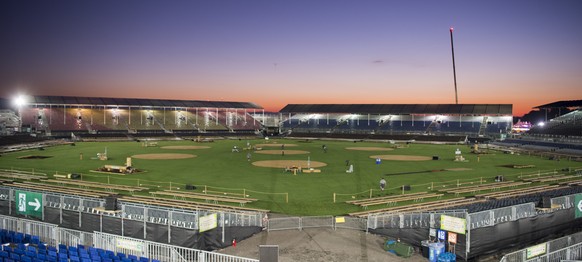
94, 232, 258, 262
0, 215, 258, 262
267, 215, 366, 232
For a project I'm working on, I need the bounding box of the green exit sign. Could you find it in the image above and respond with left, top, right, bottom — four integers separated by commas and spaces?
16, 190, 43, 218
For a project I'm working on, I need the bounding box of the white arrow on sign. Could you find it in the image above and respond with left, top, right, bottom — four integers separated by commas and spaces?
578, 200, 582, 212
28, 198, 41, 211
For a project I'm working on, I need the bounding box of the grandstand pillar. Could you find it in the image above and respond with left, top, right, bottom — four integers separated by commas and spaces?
167, 211, 171, 243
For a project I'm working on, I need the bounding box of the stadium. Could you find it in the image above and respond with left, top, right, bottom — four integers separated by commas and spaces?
0, 94, 581, 261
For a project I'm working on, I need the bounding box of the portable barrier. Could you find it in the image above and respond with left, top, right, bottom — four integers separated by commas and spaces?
500, 231, 582, 262
94, 232, 259, 262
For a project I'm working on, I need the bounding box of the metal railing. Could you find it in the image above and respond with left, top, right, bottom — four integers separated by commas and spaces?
94, 232, 258, 262
500, 231, 582, 262
267, 215, 366, 232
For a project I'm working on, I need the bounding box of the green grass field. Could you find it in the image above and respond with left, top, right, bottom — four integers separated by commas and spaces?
1, 138, 580, 216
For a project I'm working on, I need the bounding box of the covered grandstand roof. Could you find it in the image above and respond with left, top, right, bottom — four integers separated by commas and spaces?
534, 100, 582, 109
19, 95, 263, 109
279, 104, 512, 115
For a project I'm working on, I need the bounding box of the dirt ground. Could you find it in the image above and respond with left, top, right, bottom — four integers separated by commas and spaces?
370, 155, 432, 161
218, 227, 428, 262
160, 145, 210, 150
252, 160, 327, 168
256, 144, 298, 147
346, 147, 394, 151
254, 150, 310, 155
131, 153, 196, 159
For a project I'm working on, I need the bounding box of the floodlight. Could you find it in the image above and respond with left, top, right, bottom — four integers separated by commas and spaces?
537, 122, 545, 127
13, 95, 27, 107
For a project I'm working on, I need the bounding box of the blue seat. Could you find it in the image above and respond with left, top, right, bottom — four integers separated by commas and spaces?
127, 255, 137, 261
47, 246, 57, 252
31, 236, 41, 246
47, 255, 57, 262
121, 258, 131, 262
24, 234, 32, 244
27, 246, 36, 252
21, 255, 32, 262
0, 251, 9, 258
117, 252, 126, 259
14, 232, 24, 243
25, 251, 36, 258
48, 250, 57, 258
10, 252, 20, 261
14, 248, 25, 255
58, 253, 68, 260
139, 257, 149, 262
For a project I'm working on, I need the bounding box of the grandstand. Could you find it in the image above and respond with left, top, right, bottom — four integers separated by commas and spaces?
528, 100, 582, 137
279, 103, 513, 141
15, 95, 264, 139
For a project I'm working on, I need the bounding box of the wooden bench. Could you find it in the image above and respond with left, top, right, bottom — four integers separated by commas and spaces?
354, 193, 443, 209
522, 175, 576, 183
0, 171, 47, 181
151, 191, 256, 206
475, 185, 562, 200
347, 192, 428, 205
120, 195, 269, 213
10, 182, 110, 198
45, 178, 148, 194
349, 197, 480, 218
441, 181, 529, 196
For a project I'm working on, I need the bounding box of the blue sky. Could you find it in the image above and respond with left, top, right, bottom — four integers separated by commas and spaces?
1, 0, 581, 115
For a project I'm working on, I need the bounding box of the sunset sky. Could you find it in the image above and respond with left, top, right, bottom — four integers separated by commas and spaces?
1, 1, 581, 116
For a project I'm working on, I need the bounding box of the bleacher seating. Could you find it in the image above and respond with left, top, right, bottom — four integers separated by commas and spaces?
0, 229, 161, 262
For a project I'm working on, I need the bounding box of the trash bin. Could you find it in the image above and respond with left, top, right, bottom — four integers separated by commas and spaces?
420, 240, 431, 258
429, 242, 445, 262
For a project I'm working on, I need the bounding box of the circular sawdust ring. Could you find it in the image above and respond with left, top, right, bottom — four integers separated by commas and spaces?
252, 160, 327, 168
132, 153, 196, 160
254, 150, 310, 155
370, 155, 432, 161
161, 146, 210, 150
445, 168, 473, 171
255, 144, 298, 147
346, 147, 394, 151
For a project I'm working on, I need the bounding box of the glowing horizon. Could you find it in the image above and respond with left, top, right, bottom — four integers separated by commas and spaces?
1, 1, 581, 117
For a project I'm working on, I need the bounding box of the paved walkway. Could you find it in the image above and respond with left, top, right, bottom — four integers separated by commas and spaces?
218, 228, 428, 262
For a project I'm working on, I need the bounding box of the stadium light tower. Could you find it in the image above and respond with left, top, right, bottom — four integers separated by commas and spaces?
13, 94, 28, 116
450, 27, 459, 104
